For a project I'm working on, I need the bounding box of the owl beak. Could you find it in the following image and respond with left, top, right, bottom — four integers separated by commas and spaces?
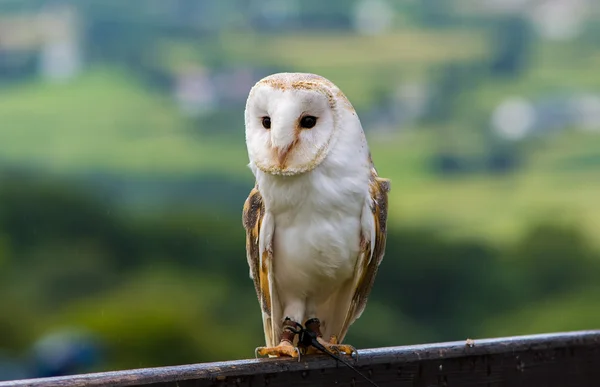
276, 147, 290, 166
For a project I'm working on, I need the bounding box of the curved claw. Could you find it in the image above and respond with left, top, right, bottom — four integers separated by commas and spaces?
350, 347, 359, 362
254, 347, 262, 359
294, 346, 302, 362
326, 343, 358, 360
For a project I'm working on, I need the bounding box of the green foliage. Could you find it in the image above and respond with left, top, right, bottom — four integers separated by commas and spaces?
483, 285, 600, 337
0, 69, 249, 177
504, 222, 600, 300
0, 175, 598, 372
57, 267, 260, 368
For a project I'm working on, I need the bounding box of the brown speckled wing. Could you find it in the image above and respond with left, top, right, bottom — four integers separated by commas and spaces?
242, 184, 274, 346
340, 167, 390, 341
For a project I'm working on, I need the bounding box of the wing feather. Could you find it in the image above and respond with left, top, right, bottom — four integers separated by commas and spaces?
242, 184, 276, 347
338, 167, 390, 341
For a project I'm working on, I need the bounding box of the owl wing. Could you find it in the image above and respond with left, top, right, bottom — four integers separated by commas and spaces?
338, 167, 390, 341
242, 184, 277, 347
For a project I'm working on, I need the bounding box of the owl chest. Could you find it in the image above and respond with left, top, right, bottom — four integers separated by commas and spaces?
271, 203, 362, 291
257, 167, 367, 291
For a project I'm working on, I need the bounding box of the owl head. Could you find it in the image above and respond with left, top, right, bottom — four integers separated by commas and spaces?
244, 72, 357, 176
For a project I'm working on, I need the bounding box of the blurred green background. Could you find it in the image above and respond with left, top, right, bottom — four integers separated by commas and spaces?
1, 0, 600, 380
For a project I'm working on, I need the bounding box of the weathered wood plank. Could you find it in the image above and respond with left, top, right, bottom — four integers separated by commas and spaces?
1, 330, 599, 387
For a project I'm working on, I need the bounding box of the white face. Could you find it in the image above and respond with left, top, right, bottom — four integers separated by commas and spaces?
244, 73, 341, 176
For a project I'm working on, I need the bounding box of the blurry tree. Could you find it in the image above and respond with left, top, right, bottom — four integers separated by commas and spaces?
81, 1, 160, 66
425, 62, 485, 124
0, 52, 38, 85
425, 62, 487, 175
372, 230, 506, 341
417, 0, 451, 27
489, 16, 532, 77
507, 222, 599, 301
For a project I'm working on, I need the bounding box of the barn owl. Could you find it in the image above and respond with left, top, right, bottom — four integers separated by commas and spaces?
242, 73, 390, 359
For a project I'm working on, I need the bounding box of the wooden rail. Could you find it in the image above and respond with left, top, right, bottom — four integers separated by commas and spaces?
1, 330, 599, 387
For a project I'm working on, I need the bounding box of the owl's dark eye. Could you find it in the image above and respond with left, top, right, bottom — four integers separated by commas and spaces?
261, 116, 271, 129
300, 115, 317, 129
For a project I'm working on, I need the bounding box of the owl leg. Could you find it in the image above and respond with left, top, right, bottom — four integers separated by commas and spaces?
255, 318, 302, 360
304, 318, 358, 358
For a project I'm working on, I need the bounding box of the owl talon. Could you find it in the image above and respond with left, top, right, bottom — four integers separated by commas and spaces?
254, 341, 301, 360
316, 337, 357, 360
328, 335, 358, 358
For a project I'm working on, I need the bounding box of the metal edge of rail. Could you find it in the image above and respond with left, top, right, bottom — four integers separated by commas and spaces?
1, 330, 599, 387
